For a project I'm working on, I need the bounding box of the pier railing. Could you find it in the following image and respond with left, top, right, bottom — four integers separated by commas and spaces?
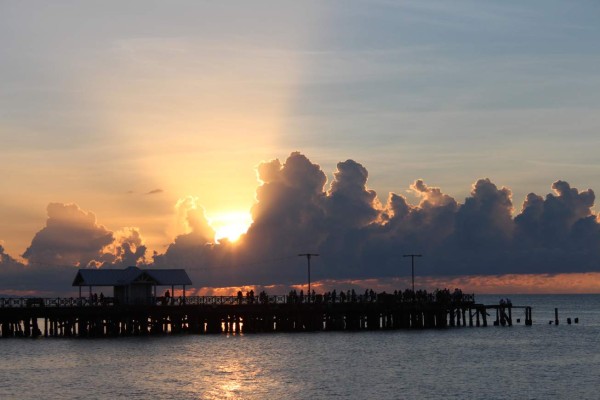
0, 293, 476, 308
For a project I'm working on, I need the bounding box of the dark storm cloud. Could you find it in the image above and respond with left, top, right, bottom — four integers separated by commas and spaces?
2, 152, 600, 293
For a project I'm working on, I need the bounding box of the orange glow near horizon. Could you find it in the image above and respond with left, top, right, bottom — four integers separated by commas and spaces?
313, 273, 600, 295
168, 273, 600, 297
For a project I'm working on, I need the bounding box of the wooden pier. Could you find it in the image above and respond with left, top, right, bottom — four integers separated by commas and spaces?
0, 293, 532, 338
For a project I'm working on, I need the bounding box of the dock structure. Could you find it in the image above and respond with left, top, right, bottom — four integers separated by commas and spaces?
0, 292, 532, 338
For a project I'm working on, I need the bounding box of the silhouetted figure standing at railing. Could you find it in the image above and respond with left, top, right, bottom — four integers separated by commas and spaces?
165, 290, 171, 305
237, 291, 243, 304
99, 292, 104, 305
259, 290, 267, 304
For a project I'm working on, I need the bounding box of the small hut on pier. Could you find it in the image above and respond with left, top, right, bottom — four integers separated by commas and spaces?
72, 266, 192, 305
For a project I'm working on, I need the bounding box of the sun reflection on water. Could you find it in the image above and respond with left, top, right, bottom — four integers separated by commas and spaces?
195, 356, 270, 400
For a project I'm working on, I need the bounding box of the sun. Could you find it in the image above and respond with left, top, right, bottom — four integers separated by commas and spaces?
209, 211, 253, 243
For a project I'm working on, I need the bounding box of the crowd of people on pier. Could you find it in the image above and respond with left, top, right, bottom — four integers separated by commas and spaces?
228, 287, 473, 305
282, 287, 473, 305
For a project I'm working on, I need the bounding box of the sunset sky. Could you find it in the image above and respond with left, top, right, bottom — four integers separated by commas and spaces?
1, 1, 600, 295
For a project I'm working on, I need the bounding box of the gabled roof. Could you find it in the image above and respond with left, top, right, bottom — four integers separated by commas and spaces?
144, 269, 193, 286
73, 266, 192, 287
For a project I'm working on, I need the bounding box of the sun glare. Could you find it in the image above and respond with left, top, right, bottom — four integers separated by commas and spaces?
209, 211, 253, 243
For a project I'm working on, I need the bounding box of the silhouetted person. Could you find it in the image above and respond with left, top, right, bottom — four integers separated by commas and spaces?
99, 292, 104, 305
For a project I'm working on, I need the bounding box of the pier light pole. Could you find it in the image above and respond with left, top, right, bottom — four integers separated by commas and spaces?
403, 254, 422, 293
298, 253, 319, 302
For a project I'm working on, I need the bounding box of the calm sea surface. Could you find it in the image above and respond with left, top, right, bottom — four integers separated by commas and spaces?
1, 294, 599, 399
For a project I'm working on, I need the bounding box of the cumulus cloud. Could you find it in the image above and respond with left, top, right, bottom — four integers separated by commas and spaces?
326, 159, 381, 229
3, 152, 600, 294
22, 203, 115, 267
91, 228, 148, 269
154, 152, 600, 287
153, 196, 216, 269
0, 203, 150, 294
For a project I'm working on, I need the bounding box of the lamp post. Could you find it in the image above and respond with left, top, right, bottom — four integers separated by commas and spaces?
403, 254, 422, 293
298, 253, 319, 302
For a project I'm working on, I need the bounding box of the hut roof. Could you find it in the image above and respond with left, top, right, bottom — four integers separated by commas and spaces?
72, 266, 192, 287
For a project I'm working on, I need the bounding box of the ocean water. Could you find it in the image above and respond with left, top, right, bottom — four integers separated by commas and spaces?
1, 294, 599, 399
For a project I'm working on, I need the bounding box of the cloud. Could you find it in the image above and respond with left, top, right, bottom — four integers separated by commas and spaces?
91, 227, 148, 269
146, 189, 164, 195
153, 196, 216, 269
22, 203, 115, 267
153, 152, 600, 288
3, 152, 600, 294
0, 244, 78, 296
0, 203, 149, 294
326, 159, 381, 229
